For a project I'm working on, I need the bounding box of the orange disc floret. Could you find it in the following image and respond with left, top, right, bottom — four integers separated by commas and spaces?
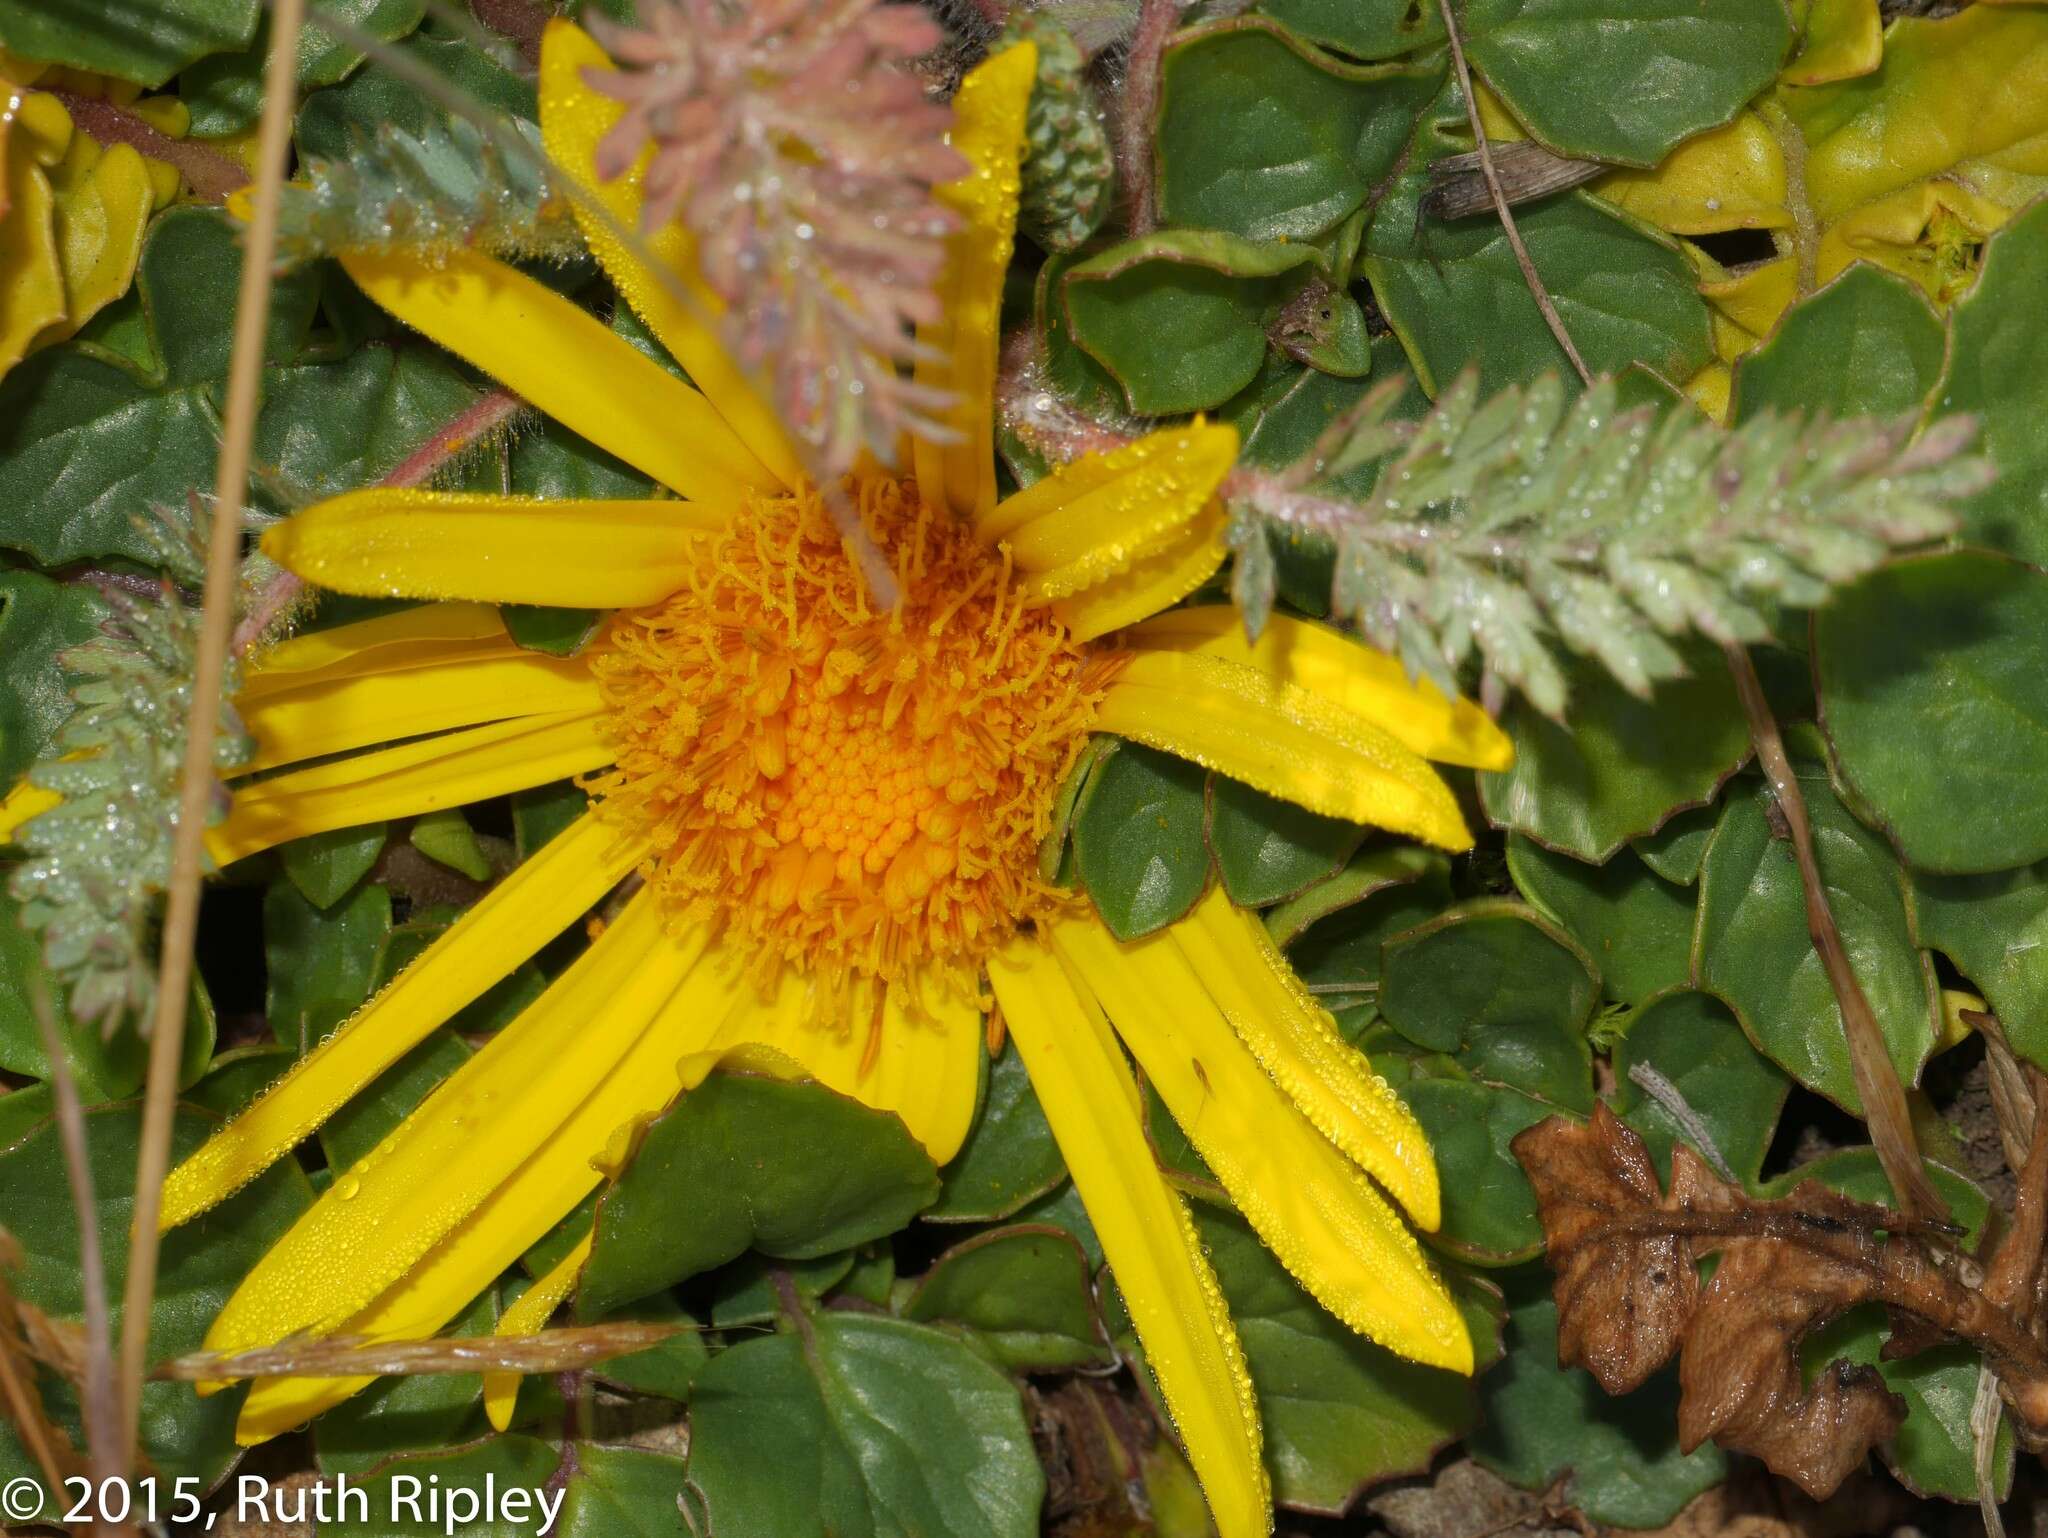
587, 474, 1117, 990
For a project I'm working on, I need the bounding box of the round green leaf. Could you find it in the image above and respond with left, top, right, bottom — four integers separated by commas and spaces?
1209, 774, 1361, 907
1378, 901, 1598, 1113
1507, 836, 1693, 1006
1073, 739, 1210, 940
1283, 853, 1454, 1036
903, 1226, 1111, 1372
1816, 549, 2048, 874
320, 1434, 563, 1538
1364, 193, 1714, 400
1938, 199, 2048, 565
1194, 1206, 1490, 1513
0, 0, 258, 86
1732, 263, 1946, 424
1611, 988, 1790, 1187
0, 571, 104, 785
1695, 777, 1941, 1113
1480, 650, 1750, 862
1630, 802, 1718, 885
686, 1314, 1043, 1538
1157, 19, 1443, 241
1395, 1078, 1557, 1264
577, 1074, 939, 1318
1470, 1273, 1727, 1527
928, 1041, 1065, 1223
0, 1104, 312, 1497
1911, 860, 2048, 1068
279, 823, 388, 910
1461, 0, 1790, 167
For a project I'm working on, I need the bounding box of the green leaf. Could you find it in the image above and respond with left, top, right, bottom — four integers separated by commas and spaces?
928, 1040, 1065, 1223
1760, 1146, 1992, 1252
0, 0, 257, 86
499, 605, 603, 658
1061, 230, 1323, 414
0, 1084, 51, 1150
1611, 988, 1790, 1186
706, 1250, 855, 1328
1378, 900, 1598, 1112
1252, 0, 1447, 59
185, 1042, 296, 1119
1157, 19, 1444, 241
295, 30, 538, 162
512, 780, 589, 861
1365, 194, 1714, 399
314, 1289, 497, 1476
256, 341, 485, 502
1816, 549, 2048, 875
1461, 0, 1789, 166
409, 808, 493, 881
1480, 651, 1750, 862
686, 1314, 1042, 1538
578, 1074, 939, 1317
0, 208, 319, 567
1471, 1271, 1727, 1526
280, 823, 389, 910
1630, 803, 1718, 885
1209, 774, 1361, 907
183, 0, 430, 135
509, 418, 655, 501
0, 571, 105, 784
0, 1104, 311, 1498
1695, 776, 1941, 1113
320, 1434, 564, 1537
1072, 739, 1210, 940
1395, 1078, 1557, 1264
0, 885, 212, 1100
321, 1028, 472, 1172
1937, 199, 2048, 565
1283, 850, 1453, 1036
265, 877, 394, 1053
903, 1226, 1111, 1372
1506, 835, 1693, 1006
557, 1444, 690, 1538
1911, 860, 2048, 1068
1195, 1206, 1489, 1511
1732, 263, 1946, 423
1801, 1308, 2011, 1504
589, 1293, 708, 1400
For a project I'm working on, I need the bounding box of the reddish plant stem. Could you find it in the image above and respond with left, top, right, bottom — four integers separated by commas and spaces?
467, 0, 552, 65
1722, 642, 1946, 1223
50, 90, 248, 203
233, 387, 527, 654
1117, 0, 1178, 236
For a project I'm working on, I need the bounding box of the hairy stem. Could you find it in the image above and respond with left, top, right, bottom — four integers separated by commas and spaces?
1721, 640, 1946, 1224
50, 90, 249, 204
117, 0, 305, 1468
30, 992, 116, 1491
1118, 0, 1178, 236
1435, 0, 1592, 388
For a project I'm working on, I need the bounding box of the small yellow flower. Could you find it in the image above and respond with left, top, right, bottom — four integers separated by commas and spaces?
152, 28, 1511, 1533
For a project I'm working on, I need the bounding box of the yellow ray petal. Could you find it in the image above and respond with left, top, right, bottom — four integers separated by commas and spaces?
164, 810, 651, 1228
1124, 606, 1512, 771
980, 424, 1238, 598
240, 651, 600, 772
1050, 503, 1229, 643
262, 490, 722, 609
482, 1228, 593, 1432
205, 894, 697, 1357
538, 20, 802, 490
988, 936, 1270, 1538
692, 961, 984, 1164
1171, 885, 1438, 1229
233, 923, 749, 1439
1051, 914, 1471, 1375
0, 777, 61, 843
913, 44, 1035, 521
339, 247, 775, 507
239, 603, 511, 699
1094, 651, 1472, 850
207, 711, 613, 865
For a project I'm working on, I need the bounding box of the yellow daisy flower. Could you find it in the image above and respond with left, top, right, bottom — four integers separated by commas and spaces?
149, 26, 1510, 1534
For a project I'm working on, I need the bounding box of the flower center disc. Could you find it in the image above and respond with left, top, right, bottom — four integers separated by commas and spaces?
589, 475, 1110, 991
